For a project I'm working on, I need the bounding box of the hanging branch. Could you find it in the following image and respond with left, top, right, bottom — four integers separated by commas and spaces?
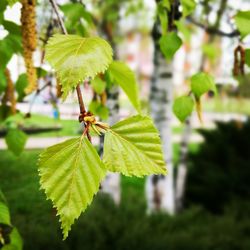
187, 17, 239, 37
49, 0, 90, 140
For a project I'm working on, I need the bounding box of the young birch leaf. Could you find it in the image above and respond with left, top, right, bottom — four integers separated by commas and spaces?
180, 0, 196, 17
157, 3, 168, 35
91, 76, 106, 94
103, 115, 166, 177
3, 227, 23, 250
5, 129, 27, 156
162, 0, 170, 9
234, 11, 250, 39
173, 96, 194, 122
0, 202, 10, 225
38, 137, 106, 239
159, 32, 182, 61
191, 72, 216, 98
108, 61, 141, 113
45, 34, 113, 99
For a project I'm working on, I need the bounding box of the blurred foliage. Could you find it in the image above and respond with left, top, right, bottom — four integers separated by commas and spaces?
186, 119, 250, 213
0, 144, 250, 249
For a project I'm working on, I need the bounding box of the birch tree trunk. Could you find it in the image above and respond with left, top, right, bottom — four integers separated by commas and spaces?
175, 118, 192, 212
146, 27, 175, 214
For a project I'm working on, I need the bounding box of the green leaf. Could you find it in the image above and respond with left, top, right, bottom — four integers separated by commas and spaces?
7, 0, 19, 6
180, 0, 196, 17
245, 49, 250, 67
103, 115, 166, 177
191, 72, 216, 98
235, 11, 250, 38
161, 0, 170, 9
2, 21, 21, 36
38, 136, 106, 239
45, 34, 113, 99
89, 101, 109, 121
173, 96, 194, 122
2, 228, 23, 250
159, 32, 182, 60
108, 61, 141, 113
5, 128, 27, 156
15, 74, 28, 101
91, 76, 106, 94
0, 69, 7, 94
0, 33, 22, 71
0, 0, 7, 22
36, 67, 48, 78
60, 3, 93, 26
0, 202, 10, 225
202, 44, 219, 64
175, 20, 192, 42
157, 3, 168, 35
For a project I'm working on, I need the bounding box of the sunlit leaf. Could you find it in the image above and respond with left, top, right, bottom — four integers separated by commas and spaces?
103, 115, 166, 177
38, 137, 106, 239
191, 72, 216, 98
2, 228, 23, 250
180, 0, 196, 17
89, 101, 109, 121
91, 76, 106, 94
0, 202, 10, 225
7, 0, 19, 6
235, 11, 250, 38
0, 70, 7, 94
159, 32, 182, 60
202, 44, 219, 64
175, 20, 192, 42
15, 73, 28, 101
173, 96, 194, 122
108, 61, 141, 113
45, 34, 113, 99
157, 3, 168, 35
5, 128, 27, 156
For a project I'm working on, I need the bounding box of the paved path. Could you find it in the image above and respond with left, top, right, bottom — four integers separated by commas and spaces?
0, 134, 203, 150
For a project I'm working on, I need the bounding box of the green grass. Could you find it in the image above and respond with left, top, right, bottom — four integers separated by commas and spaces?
0, 114, 81, 137
1, 141, 250, 250
26, 114, 81, 137
203, 97, 250, 115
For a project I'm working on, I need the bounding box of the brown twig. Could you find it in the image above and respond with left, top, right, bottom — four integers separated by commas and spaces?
187, 16, 239, 37
233, 45, 245, 76
49, 0, 91, 140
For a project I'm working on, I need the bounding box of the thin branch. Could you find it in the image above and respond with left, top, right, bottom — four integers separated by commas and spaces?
49, 0, 67, 35
49, 0, 86, 116
187, 17, 239, 37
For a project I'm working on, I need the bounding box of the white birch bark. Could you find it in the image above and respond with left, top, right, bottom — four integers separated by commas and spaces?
175, 118, 192, 211
146, 38, 175, 214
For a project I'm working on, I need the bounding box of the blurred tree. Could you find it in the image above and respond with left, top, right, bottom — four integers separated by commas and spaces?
186, 120, 250, 213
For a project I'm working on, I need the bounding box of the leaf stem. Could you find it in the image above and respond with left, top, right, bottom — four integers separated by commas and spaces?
49, 0, 90, 139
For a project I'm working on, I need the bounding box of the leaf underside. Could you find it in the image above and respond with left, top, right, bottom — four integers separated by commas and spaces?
45, 34, 113, 99
103, 115, 166, 177
38, 136, 106, 239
